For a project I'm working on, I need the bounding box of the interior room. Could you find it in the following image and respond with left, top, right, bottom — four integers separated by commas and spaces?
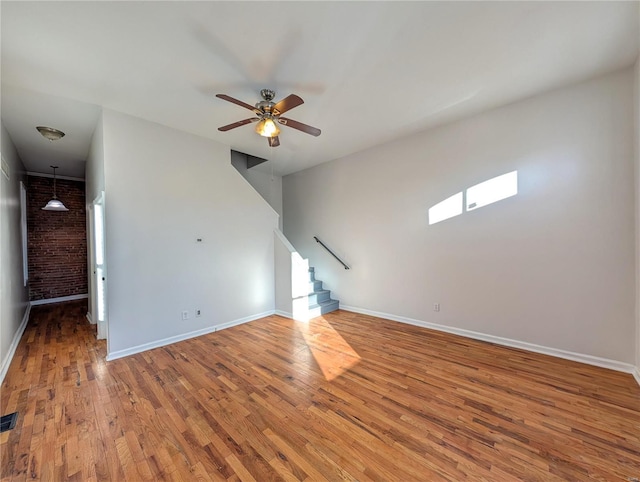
1, 2, 639, 480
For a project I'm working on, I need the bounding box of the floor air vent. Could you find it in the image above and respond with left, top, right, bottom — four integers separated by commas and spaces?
0, 412, 18, 433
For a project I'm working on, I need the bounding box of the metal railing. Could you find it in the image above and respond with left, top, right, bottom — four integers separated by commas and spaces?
313, 236, 350, 270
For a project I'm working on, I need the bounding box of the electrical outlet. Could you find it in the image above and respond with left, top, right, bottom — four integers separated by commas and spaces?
195, 309, 201, 317
181, 311, 189, 320
434, 303, 440, 312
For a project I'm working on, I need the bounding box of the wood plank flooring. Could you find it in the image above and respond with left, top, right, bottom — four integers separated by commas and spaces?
1, 300, 639, 481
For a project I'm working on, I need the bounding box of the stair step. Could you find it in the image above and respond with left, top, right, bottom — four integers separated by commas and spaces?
308, 299, 339, 318
307, 289, 331, 305
304, 266, 339, 319
309, 280, 323, 292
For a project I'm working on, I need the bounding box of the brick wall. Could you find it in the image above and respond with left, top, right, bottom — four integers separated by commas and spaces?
27, 175, 87, 301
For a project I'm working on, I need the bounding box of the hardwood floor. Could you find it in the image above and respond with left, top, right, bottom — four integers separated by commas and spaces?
1, 300, 639, 481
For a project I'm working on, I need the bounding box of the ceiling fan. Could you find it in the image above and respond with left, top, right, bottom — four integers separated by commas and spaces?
216, 89, 321, 147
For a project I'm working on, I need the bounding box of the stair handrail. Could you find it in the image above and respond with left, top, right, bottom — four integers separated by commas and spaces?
313, 236, 350, 270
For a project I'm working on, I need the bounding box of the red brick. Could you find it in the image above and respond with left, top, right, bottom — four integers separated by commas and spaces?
27, 176, 87, 301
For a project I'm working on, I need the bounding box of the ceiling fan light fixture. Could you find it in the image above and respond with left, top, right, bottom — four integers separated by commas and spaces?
255, 117, 280, 138
216, 90, 319, 146
36, 126, 65, 141
41, 165, 68, 211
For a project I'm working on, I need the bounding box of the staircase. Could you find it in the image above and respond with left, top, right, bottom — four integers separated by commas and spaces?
306, 267, 339, 318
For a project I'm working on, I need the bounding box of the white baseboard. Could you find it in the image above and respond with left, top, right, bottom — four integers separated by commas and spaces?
274, 310, 293, 319
86, 312, 94, 324
31, 293, 88, 306
106, 310, 276, 361
0, 304, 31, 384
215, 310, 275, 331
341, 305, 636, 375
633, 367, 640, 387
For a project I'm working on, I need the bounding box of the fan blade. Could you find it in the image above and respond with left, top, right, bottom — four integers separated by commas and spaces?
216, 94, 259, 113
218, 118, 258, 131
268, 136, 280, 147
273, 94, 304, 115
278, 117, 321, 137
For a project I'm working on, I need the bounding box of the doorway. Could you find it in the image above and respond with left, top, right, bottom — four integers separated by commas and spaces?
89, 192, 108, 342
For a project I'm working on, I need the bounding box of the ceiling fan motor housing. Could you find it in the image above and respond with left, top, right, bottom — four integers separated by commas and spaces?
256, 101, 274, 113
256, 89, 277, 113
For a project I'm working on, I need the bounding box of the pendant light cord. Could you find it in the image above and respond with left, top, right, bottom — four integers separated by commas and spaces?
52, 166, 58, 199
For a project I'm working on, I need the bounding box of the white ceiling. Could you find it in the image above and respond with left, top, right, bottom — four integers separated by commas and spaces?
1, 1, 638, 178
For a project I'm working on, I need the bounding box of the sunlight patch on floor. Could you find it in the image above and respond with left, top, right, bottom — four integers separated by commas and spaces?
295, 316, 361, 381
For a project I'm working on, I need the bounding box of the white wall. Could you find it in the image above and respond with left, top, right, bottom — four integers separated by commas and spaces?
86, 112, 105, 206
231, 150, 283, 228
102, 110, 278, 356
274, 230, 294, 316
0, 122, 30, 379
85, 112, 105, 324
284, 69, 636, 364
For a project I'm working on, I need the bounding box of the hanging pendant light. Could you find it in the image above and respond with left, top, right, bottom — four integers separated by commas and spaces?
42, 166, 68, 211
